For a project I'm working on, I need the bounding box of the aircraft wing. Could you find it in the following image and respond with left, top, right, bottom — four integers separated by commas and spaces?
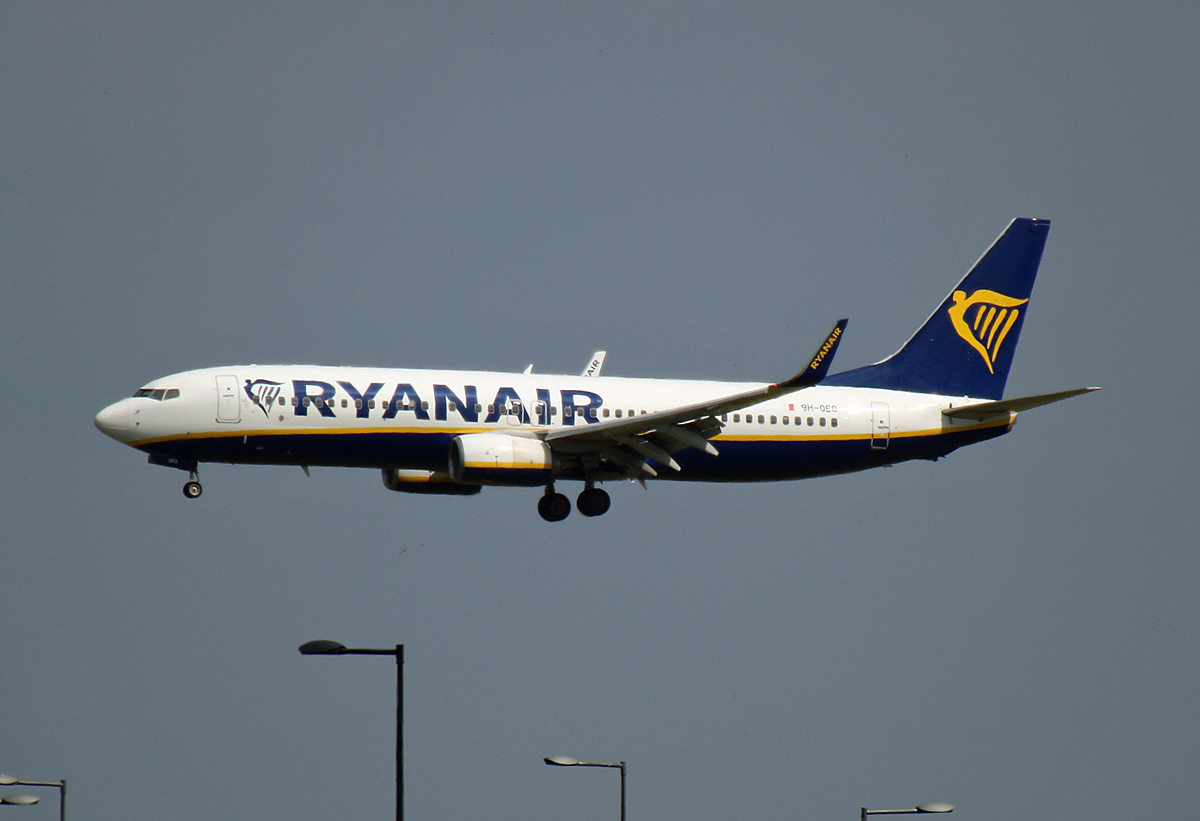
542, 319, 847, 479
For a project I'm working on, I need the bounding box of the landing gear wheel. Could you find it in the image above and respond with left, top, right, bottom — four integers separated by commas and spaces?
577, 487, 611, 517
538, 491, 571, 522
183, 480, 203, 499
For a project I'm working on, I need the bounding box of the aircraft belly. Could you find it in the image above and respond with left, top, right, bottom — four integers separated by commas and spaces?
140, 430, 454, 470
660, 425, 1008, 483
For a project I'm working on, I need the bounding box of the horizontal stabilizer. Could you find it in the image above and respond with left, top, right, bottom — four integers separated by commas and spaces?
943, 387, 1100, 420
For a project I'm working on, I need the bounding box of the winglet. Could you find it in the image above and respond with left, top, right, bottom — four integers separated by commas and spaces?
778, 319, 848, 390
581, 351, 607, 377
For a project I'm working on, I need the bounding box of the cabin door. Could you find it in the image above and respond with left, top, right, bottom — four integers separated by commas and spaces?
216, 375, 241, 423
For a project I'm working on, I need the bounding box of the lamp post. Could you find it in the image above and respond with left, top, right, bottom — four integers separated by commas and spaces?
299, 640, 404, 821
862, 802, 954, 821
544, 755, 626, 821
0, 776, 63, 820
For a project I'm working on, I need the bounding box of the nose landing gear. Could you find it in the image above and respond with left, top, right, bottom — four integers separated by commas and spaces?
182, 470, 203, 499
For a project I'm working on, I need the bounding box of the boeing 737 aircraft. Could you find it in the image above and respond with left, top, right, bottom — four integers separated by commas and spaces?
95, 218, 1096, 521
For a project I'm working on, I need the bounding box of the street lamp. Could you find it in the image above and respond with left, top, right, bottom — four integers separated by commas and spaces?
299, 640, 404, 821
0, 776, 63, 820
0, 795, 39, 807
544, 755, 626, 821
862, 802, 954, 821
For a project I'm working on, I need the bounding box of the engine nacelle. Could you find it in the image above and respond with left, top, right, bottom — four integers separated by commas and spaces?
449, 432, 554, 486
381, 468, 482, 495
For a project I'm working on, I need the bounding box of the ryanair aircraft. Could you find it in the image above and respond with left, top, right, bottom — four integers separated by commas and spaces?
95, 218, 1096, 521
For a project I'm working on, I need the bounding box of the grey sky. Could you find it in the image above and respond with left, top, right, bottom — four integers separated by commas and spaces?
3, 3, 1197, 819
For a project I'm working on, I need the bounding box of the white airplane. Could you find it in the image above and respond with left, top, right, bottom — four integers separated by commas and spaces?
95, 218, 1097, 521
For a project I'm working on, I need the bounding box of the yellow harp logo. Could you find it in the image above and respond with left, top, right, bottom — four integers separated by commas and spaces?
947, 289, 1029, 374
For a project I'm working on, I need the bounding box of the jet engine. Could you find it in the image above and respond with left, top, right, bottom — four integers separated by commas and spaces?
449, 432, 555, 486
381, 468, 481, 495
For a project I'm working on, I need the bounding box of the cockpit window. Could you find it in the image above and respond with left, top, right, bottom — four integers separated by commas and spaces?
133, 388, 180, 401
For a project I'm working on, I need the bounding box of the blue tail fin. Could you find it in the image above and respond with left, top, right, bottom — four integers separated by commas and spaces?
824, 218, 1050, 400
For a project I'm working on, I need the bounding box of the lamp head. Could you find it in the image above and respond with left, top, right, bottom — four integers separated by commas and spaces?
916, 803, 954, 813
299, 640, 347, 655
0, 794, 39, 805
544, 755, 581, 766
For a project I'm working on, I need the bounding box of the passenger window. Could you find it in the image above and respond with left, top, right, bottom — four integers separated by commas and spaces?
421, 401, 429, 410
819, 417, 826, 427
615, 409, 622, 418
757, 415, 765, 424
831, 418, 838, 428
770, 415, 777, 424
368, 399, 375, 409
733, 414, 740, 422
721, 414, 728, 422
807, 416, 814, 426
782, 416, 789, 425
603, 408, 610, 418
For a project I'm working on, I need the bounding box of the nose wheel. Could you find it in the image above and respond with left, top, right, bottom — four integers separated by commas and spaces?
182, 471, 203, 499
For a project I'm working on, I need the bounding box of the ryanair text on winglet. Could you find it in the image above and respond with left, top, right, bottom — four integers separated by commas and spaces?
809, 325, 843, 371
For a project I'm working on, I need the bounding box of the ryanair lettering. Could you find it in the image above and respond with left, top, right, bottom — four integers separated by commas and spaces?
809, 325, 843, 371
288, 379, 603, 425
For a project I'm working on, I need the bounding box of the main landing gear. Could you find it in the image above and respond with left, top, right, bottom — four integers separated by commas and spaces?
182, 470, 203, 499
537, 482, 611, 522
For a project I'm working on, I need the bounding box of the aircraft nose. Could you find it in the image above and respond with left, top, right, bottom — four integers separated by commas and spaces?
94, 399, 132, 442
